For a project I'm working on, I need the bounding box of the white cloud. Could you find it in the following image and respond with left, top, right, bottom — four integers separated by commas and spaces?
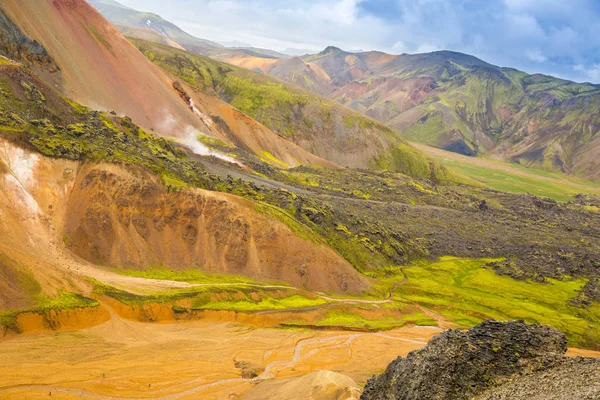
417, 43, 441, 53
115, 0, 600, 83
391, 40, 407, 53
311, 0, 362, 25
574, 64, 600, 82
506, 13, 545, 38
525, 49, 547, 62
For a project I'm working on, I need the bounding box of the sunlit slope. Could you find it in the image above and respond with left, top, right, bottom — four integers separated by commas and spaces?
0, 63, 367, 304
0, 58, 598, 348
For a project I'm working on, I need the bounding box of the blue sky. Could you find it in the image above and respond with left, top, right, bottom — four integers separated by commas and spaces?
116, 0, 600, 83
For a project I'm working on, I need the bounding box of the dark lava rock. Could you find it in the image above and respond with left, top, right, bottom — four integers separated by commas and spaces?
361, 320, 579, 400
571, 278, 600, 307
475, 356, 600, 400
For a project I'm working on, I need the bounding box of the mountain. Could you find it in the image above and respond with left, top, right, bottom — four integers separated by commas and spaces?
281, 48, 317, 57
88, 0, 290, 61
0, 1, 599, 398
87, 0, 223, 51
0, 61, 366, 304
130, 38, 453, 179
0, 0, 336, 169
219, 46, 600, 181
90, 0, 600, 182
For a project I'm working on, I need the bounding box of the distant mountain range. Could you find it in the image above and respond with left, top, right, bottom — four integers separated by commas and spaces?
222, 46, 600, 181
88, 0, 291, 59
90, 0, 600, 181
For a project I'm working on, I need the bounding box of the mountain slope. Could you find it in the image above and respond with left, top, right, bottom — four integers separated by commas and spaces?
130, 38, 458, 180
1, 55, 600, 347
87, 0, 600, 180
221, 47, 600, 181
0, 0, 336, 170
0, 62, 368, 301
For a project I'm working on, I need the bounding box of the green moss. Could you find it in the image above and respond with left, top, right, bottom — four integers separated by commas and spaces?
397, 258, 599, 348
0, 291, 99, 331
171, 305, 188, 313
195, 294, 327, 312
420, 146, 600, 201
92, 280, 201, 306
254, 201, 323, 244
285, 308, 437, 330
261, 151, 290, 168
371, 141, 464, 183
35, 291, 99, 312
197, 134, 235, 149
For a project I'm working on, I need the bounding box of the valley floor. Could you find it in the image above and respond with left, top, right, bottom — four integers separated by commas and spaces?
0, 310, 440, 400
0, 307, 598, 400
411, 142, 600, 201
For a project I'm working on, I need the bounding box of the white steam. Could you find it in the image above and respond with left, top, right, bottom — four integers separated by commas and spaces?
182, 129, 241, 166
189, 98, 213, 128
158, 109, 242, 167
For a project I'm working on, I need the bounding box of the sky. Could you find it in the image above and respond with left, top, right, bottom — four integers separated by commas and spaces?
116, 0, 600, 83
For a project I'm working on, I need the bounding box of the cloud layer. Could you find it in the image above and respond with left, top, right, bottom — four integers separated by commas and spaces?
117, 0, 600, 83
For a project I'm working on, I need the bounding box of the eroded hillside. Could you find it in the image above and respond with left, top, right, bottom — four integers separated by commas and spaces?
0, 52, 598, 347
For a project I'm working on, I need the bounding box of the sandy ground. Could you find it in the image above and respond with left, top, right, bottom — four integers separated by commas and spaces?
0, 309, 441, 400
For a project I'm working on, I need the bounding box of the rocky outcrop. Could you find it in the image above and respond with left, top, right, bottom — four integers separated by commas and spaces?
572, 278, 600, 307
362, 320, 599, 400
0, 10, 58, 71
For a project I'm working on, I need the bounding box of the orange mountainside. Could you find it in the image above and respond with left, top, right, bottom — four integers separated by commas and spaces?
1, 0, 333, 169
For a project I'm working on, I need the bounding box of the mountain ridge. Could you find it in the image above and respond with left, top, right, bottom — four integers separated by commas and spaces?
220, 45, 600, 181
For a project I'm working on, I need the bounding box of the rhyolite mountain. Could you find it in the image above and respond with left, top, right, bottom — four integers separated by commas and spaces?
128, 38, 455, 179
0, 1, 599, 398
85, 0, 452, 179
91, 1, 600, 182
222, 46, 600, 181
